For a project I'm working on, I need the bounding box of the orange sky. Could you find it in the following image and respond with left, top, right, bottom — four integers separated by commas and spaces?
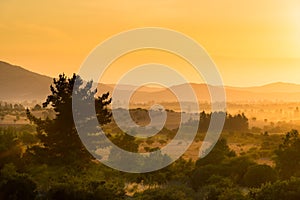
1, 0, 300, 86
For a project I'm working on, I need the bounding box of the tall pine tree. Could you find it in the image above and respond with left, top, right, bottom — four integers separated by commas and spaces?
26, 74, 111, 166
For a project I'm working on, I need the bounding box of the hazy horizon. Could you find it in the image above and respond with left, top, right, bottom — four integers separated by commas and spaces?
2, 59, 300, 88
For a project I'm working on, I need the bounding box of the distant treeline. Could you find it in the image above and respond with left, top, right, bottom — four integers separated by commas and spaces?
186, 111, 249, 132
0, 102, 25, 112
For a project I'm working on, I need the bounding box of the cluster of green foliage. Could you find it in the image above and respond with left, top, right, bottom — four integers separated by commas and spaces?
0, 74, 300, 199
274, 129, 300, 179
26, 74, 112, 166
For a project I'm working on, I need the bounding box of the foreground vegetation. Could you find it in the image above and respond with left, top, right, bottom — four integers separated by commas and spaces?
1, 74, 300, 199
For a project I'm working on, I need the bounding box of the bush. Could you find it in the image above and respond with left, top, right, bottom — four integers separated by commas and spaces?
249, 177, 300, 200
194, 176, 245, 200
0, 164, 37, 200
275, 130, 300, 179
46, 180, 125, 200
243, 164, 277, 188
133, 184, 194, 200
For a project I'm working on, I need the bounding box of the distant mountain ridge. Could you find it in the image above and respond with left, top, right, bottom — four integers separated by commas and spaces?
0, 61, 52, 101
227, 82, 300, 93
97, 83, 300, 103
1, 60, 300, 102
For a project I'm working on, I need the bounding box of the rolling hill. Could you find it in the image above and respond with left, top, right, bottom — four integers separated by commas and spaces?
1, 60, 300, 103
0, 61, 52, 101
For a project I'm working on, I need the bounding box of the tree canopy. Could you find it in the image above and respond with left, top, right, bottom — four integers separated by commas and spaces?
275, 129, 300, 179
26, 74, 111, 166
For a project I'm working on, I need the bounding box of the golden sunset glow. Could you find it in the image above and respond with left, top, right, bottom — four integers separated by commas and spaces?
1, 0, 300, 86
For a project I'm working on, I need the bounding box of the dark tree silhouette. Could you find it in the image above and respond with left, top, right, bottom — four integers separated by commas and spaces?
243, 164, 277, 188
196, 138, 236, 167
224, 113, 249, 132
275, 129, 300, 179
32, 104, 42, 111
26, 74, 111, 166
194, 111, 249, 133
